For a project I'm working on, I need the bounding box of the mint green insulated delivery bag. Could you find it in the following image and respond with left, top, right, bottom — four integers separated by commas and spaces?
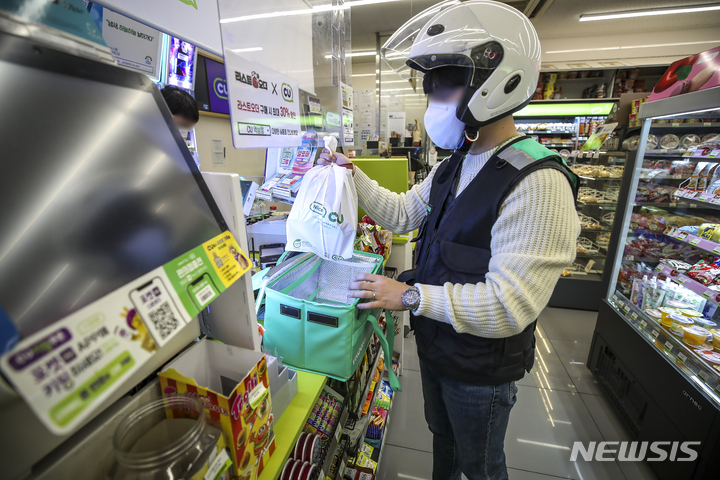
258, 251, 400, 391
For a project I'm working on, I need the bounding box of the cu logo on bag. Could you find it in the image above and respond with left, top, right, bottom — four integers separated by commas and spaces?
328, 212, 344, 224
282, 83, 294, 102
293, 239, 302, 248
310, 201, 327, 218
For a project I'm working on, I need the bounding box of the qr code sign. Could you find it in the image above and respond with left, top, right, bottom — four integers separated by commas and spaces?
148, 302, 180, 340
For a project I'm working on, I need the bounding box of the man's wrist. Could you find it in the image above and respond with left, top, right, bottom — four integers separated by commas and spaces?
401, 286, 421, 311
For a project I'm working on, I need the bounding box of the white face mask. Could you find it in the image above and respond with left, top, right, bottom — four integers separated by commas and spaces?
424, 101, 466, 150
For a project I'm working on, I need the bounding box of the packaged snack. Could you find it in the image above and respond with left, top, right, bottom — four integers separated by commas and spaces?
683, 325, 710, 345
680, 134, 702, 149
670, 314, 694, 336
641, 278, 666, 310
646, 134, 659, 150
687, 162, 708, 191
660, 259, 692, 272
686, 260, 720, 285
660, 134, 680, 149
698, 163, 719, 191
631, 276, 649, 306
698, 224, 720, 241
701, 133, 719, 143
671, 161, 694, 176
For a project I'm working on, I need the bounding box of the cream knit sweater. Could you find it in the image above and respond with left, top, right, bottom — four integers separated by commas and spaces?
353, 148, 580, 339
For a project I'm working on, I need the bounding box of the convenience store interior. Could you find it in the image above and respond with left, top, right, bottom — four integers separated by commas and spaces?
1, 1, 720, 480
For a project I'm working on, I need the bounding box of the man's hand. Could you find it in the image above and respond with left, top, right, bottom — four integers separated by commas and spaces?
348, 273, 408, 311
318, 148, 354, 174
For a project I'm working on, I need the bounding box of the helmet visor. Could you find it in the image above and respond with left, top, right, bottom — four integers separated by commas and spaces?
380, 0, 465, 80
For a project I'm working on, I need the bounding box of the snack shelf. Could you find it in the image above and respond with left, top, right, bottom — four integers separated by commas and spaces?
609, 293, 720, 403
345, 353, 385, 456
675, 195, 720, 211
664, 228, 720, 255
258, 372, 327, 480
372, 396, 395, 476
639, 175, 691, 181
655, 262, 720, 306
683, 148, 720, 160
354, 347, 383, 419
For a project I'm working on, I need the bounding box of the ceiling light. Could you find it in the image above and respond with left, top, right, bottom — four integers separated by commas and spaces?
325, 51, 376, 59
229, 47, 263, 53
546, 39, 720, 54
352, 73, 376, 77
580, 3, 720, 22
220, 0, 399, 23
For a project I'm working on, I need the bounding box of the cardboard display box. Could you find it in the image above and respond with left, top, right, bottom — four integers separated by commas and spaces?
159, 339, 275, 478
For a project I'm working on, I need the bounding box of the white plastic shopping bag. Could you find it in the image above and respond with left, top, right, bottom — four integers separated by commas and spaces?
286, 163, 358, 260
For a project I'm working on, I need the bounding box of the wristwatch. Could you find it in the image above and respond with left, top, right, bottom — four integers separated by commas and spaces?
401, 286, 421, 312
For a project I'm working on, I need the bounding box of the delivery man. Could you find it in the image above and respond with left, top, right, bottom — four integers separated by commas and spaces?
318, 1, 580, 479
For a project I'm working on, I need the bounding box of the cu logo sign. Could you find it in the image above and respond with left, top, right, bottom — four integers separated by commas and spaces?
282, 83, 294, 103
213, 77, 228, 99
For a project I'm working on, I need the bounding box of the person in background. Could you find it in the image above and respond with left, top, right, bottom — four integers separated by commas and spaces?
161, 85, 199, 131
319, 1, 579, 479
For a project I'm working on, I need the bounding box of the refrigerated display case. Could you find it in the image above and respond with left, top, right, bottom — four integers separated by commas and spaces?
514, 100, 626, 309
589, 87, 720, 480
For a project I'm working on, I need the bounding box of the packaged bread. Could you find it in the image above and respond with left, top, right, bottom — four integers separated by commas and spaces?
698, 163, 718, 191
687, 162, 708, 191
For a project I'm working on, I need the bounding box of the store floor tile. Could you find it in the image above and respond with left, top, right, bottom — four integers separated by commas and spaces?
550, 339, 604, 395
581, 393, 659, 480
508, 468, 574, 479
385, 368, 433, 453
505, 384, 625, 480
516, 328, 578, 393
538, 307, 598, 342
376, 444, 432, 480
404, 333, 421, 372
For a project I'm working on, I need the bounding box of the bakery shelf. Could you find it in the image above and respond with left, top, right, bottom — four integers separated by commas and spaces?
609, 293, 720, 401
664, 228, 720, 255
655, 262, 720, 306
579, 176, 623, 181
258, 371, 327, 480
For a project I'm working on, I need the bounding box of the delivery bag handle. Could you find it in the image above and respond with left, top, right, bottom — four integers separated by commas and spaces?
367, 311, 401, 392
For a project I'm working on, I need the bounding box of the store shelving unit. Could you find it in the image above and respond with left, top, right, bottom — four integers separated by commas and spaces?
589, 87, 720, 480
258, 372, 327, 480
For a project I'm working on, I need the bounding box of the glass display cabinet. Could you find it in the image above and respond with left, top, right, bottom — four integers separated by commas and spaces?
589, 87, 720, 480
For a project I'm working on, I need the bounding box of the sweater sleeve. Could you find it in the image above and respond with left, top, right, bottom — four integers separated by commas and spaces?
413, 168, 580, 338
353, 162, 441, 235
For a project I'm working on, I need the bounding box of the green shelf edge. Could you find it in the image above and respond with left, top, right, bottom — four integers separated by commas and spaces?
258, 371, 327, 480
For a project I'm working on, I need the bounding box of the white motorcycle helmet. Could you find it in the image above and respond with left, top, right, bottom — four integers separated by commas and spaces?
381, 0, 540, 131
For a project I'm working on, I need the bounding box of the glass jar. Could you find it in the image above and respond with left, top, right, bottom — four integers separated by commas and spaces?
109, 396, 230, 480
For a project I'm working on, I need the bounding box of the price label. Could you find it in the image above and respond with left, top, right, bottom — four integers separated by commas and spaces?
631, 312, 638, 320
690, 237, 701, 246
699, 371, 708, 383
623, 305, 630, 313
703, 290, 713, 299
677, 352, 687, 364
640, 320, 648, 329
651, 329, 660, 339
656, 265, 664, 272
677, 276, 686, 284
666, 227, 678, 237
711, 246, 720, 255
678, 232, 689, 240
672, 122, 680, 127
612, 294, 619, 303
704, 122, 712, 127
665, 340, 674, 351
